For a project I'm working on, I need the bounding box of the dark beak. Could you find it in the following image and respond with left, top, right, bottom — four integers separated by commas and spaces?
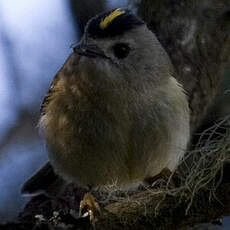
73, 43, 109, 59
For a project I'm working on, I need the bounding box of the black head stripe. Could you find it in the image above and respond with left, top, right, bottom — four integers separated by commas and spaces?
86, 9, 144, 38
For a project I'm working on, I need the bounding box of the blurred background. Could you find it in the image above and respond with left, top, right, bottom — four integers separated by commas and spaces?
0, 0, 229, 229
0, 0, 129, 222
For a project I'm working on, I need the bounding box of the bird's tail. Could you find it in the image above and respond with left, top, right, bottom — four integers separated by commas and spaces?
21, 161, 66, 197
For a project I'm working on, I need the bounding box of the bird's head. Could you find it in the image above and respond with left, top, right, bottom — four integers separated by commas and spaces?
72, 8, 173, 90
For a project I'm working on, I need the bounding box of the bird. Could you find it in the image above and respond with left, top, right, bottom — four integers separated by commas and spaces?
22, 8, 190, 221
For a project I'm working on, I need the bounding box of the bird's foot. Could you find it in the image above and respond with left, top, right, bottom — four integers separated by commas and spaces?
79, 193, 101, 228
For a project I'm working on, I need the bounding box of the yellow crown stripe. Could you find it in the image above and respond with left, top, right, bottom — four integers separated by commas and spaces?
100, 8, 125, 29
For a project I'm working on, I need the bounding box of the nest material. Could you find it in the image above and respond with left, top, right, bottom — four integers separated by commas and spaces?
101, 116, 230, 223
146, 116, 230, 214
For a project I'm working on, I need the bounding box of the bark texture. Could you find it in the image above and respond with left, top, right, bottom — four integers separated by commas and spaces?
138, 0, 230, 133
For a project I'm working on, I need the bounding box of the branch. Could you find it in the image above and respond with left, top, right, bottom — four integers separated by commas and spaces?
2, 164, 229, 230
96, 183, 230, 230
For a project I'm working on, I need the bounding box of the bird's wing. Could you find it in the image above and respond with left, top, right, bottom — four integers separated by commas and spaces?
24, 54, 77, 195
40, 74, 59, 115
40, 53, 77, 115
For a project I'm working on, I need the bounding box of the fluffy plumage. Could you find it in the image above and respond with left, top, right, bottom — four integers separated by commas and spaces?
22, 8, 190, 195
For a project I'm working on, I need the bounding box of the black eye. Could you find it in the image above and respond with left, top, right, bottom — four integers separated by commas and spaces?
112, 43, 130, 59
